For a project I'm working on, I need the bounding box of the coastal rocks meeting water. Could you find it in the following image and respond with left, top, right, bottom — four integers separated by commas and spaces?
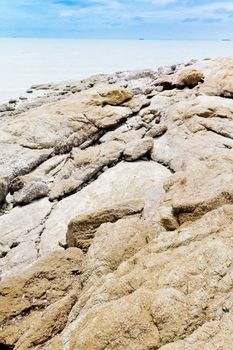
1, 57, 233, 349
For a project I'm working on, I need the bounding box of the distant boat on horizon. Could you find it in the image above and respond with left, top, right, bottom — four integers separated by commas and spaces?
222, 39, 232, 41
139, 38, 145, 40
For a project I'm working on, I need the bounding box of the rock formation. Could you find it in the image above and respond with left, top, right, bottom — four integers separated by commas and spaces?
0, 57, 233, 349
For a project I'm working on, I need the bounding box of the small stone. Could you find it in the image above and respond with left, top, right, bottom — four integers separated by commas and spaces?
146, 125, 167, 138
9, 99, 17, 104
124, 137, 154, 161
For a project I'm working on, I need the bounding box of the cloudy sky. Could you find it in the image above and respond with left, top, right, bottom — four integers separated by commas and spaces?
1, 0, 233, 39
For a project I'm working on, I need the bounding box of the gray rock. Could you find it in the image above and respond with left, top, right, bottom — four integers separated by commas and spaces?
13, 181, 49, 205
9, 99, 17, 104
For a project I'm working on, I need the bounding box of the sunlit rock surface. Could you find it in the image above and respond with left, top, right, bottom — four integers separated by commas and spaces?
1, 58, 233, 349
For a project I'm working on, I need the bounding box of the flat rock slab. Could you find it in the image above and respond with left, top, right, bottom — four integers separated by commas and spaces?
0, 198, 53, 279
40, 161, 171, 257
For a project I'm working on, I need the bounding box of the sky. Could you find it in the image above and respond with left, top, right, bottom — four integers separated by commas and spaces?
0, 0, 233, 39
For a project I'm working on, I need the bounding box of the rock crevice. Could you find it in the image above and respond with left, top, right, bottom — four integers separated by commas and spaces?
1, 58, 233, 349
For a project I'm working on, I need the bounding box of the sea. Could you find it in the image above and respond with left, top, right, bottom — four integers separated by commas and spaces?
0, 38, 233, 104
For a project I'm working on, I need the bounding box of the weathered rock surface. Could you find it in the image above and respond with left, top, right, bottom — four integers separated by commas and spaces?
0, 248, 83, 349
50, 141, 125, 200
39, 161, 170, 257
176, 68, 204, 87
0, 198, 53, 278
0, 178, 9, 203
1, 57, 233, 349
123, 137, 153, 160
66, 200, 144, 252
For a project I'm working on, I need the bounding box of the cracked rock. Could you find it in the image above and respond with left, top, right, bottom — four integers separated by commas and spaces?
1, 58, 233, 350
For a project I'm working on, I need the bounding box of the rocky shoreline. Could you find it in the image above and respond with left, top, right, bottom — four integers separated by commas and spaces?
1, 57, 233, 349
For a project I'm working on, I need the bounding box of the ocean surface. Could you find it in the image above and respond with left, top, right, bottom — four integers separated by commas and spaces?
0, 38, 233, 103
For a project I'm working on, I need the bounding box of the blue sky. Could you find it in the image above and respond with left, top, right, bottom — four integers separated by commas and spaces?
1, 0, 233, 39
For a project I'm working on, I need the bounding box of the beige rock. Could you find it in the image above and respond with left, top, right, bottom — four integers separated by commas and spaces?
160, 313, 233, 350
82, 216, 156, 279
177, 68, 204, 87
169, 95, 233, 122
160, 154, 233, 225
95, 88, 133, 106
200, 58, 233, 97
87, 104, 132, 129
199, 117, 233, 139
69, 289, 160, 350
0, 248, 83, 348
66, 204, 233, 349
50, 141, 124, 200
2, 58, 233, 350
16, 292, 77, 350
100, 127, 146, 144
123, 137, 154, 160
0, 143, 52, 179
123, 94, 150, 113
67, 200, 144, 252
0, 87, 133, 150
146, 124, 167, 138
39, 161, 170, 257
150, 94, 233, 171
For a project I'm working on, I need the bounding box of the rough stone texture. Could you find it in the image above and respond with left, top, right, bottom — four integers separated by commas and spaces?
95, 88, 133, 106
123, 137, 154, 160
40, 161, 170, 256
158, 153, 233, 225
13, 180, 49, 205
0, 87, 133, 150
0, 177, 9, 203
1, 58, 233, 349
146, 124, 167, 138
66, 204, 233, 350
66, 200, 144, 252
0, 248, 83, 349
50, 141, 125, 200
199, 58, 233, 97
82, 215, 156, 280
176, 68, 204, 87
0, 198, 54, 278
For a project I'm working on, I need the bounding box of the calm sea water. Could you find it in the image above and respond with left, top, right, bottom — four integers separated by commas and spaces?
0, 38, 233, 103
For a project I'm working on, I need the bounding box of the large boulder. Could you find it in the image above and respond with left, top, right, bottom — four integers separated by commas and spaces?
39, 161, 171, 257
158, 154, 233, 225
66, 200, 144, 252
199, 58, 233, 97
65, 204, 233, 350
